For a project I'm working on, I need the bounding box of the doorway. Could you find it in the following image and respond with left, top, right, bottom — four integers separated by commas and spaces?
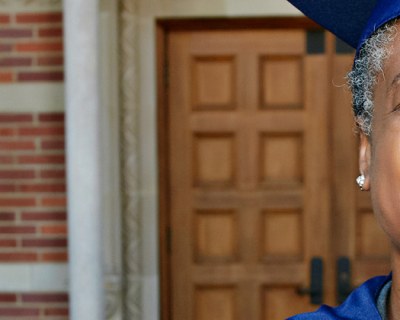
157, 17, 390, 320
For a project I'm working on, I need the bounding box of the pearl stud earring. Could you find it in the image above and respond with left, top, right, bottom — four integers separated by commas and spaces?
356, 175, 365, 191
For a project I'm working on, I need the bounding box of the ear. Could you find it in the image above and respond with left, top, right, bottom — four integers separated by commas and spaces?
359, 132, 371, 191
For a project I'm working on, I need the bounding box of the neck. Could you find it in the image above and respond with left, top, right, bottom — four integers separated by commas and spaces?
389, 250, 400, 320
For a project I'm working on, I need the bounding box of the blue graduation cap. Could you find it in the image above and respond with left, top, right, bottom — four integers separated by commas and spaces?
287, 0, 400, 55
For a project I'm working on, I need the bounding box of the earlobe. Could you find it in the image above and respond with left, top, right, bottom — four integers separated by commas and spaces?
358, 132, 371, 191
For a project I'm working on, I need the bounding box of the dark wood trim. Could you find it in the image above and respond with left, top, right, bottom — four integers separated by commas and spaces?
156, 16, 320, 31
157, 16, 323, 320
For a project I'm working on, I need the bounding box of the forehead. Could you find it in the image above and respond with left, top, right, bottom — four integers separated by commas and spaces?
376, 23, 400, 93
384, 34, 400, 89
371, 24, 400, 122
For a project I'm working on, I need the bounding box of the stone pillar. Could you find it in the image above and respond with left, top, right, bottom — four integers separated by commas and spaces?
64, 0, 105, 319
119, 0, 142, 318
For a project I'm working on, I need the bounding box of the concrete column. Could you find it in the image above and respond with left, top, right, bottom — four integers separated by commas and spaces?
64, 0, 105, 319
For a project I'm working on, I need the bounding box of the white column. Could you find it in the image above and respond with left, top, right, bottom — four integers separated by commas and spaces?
64, 0, 105, 319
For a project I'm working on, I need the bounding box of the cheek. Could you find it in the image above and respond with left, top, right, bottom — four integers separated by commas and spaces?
371, 130, 400, 243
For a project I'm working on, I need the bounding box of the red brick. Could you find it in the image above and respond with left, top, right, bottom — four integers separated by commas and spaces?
41, 251, 68, 262
0, 294, 17, 303
16, 42, 63, 52
40, 169, 65, 179
37, 56, 64, 66
0, 170, 35, 179
41, 197, 66, 207
44, 307, 69, 316
0, 15, 10, 24
22, 238, 67, 248
0, 128, 16, 136
0, 114, 33, 123
0, 156, 13, 164
0, 307, 39, 316
19, 183, 65, 193
16, 13, 62, 24
0, 140, 35, 150
0, 185, 16, 192
0, 239, 17, 247
0, 29, 32, 38
0, 212, 15, 221
38, 113, 64, 122
18, 71, 64, 82
0, 252, 37, 262
0, 226, 36, 234
0, 44, 12, 52
21, 211, 66, 221
41, 140, 64, 150
18, 155, 64, 164
0, 57, 32, 67
41, 224, 67, 235
39, 27, 63, 38
0, 198, 36, 207
22, 293, 68, 303
18, 126, 64, 136
0, 72, 12, 83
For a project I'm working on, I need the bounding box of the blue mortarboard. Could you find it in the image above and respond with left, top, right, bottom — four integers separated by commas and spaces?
287, 0, 400, 56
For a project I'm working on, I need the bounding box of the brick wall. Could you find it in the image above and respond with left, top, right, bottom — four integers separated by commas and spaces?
0, 9, 69, 319
0, 12, 63, 83
0, 292, 68, 319
0, 113, 67, 263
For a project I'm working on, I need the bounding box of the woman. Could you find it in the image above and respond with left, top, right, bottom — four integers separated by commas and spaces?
286, 0, 400, 319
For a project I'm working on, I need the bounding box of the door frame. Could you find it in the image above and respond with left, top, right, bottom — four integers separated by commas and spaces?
156, 17, 322, 320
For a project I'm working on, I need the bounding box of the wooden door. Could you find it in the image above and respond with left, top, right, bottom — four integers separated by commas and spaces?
166, 26, 331, 320
160, 21, 392, 320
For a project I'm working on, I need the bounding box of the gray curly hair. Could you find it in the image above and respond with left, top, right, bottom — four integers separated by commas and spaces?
347, 21, 398, 135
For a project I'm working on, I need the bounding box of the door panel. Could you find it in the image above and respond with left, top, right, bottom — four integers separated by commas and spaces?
168, 29, 330, 319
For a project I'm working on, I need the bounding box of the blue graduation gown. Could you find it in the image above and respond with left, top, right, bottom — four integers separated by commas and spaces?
288, 274, 392, 319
